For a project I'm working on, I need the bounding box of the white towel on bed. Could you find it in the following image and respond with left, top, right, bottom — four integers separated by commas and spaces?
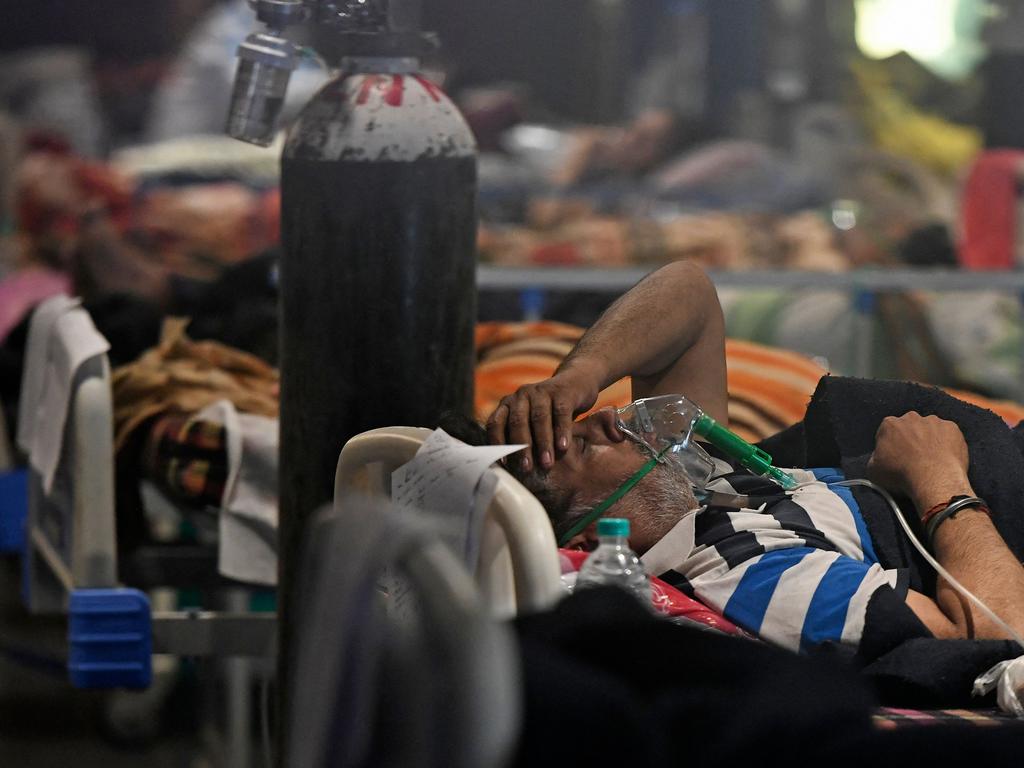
17, 295, 110, 492
197, 399, 279, 586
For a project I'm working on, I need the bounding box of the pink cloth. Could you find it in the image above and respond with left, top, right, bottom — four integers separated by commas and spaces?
0, 268, 71, 345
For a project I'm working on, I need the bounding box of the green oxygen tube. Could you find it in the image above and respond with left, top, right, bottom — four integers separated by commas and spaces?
693, 413, 799, 490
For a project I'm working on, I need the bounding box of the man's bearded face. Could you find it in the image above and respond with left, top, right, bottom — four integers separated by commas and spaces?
545, 409, 698, 553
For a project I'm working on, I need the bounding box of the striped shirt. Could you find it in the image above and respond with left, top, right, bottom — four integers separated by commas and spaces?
641, 462, 908, 653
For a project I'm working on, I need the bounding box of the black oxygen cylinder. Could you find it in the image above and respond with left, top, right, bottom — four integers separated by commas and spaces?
278, 62, 477, 595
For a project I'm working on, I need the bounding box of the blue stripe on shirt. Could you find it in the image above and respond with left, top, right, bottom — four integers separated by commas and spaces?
799, 556, 874, 653
810, 467, 879, 564
723, 548, 814, 634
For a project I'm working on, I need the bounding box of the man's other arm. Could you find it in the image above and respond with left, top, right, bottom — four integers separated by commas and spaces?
868, 412, 1024, 640
486, 261, 727, 470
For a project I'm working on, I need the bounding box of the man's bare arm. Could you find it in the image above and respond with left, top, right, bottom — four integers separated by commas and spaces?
486, 261, 727, 470
869, 412, 1024, 640
567, 260, 727, 417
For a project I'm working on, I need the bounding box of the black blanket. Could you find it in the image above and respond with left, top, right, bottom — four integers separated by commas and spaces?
515, 588, 1024, 766
758, 375, 1024, 707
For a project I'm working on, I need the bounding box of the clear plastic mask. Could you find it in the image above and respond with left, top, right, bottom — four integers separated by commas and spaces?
615, 395, 716, 492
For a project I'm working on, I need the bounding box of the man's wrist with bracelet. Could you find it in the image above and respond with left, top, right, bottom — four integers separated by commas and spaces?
919, 494, 991, 548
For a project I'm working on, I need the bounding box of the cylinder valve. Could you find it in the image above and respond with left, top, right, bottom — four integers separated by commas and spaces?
225, 0, 308, 146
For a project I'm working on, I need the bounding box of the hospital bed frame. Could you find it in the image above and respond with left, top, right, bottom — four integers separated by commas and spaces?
334, 425, 563, 617
286, 497, 520, 768
12, 297, 272, 766
17, 299, 274, 690
13, 300, 563, 672
8, 298, 562, 765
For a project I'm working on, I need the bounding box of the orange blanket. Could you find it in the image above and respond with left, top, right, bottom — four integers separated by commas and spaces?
474, 322, 1024, 442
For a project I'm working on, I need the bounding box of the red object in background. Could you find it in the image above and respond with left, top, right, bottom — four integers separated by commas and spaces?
258, 188, 281, 250
558, 548, 746, 636
17, 142, 134, 239
24, 133, 73, 154
960, 149, 1024, 270
74, 162, 134, 233
530, 241, 583, 265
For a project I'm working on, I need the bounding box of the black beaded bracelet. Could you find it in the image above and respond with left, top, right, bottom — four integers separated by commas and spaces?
925, 495, 989, 548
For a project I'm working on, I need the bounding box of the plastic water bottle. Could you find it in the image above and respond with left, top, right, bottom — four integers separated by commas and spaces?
575, 518, 651, 606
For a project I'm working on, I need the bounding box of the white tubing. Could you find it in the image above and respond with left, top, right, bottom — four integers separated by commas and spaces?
838, 479, 1024, 650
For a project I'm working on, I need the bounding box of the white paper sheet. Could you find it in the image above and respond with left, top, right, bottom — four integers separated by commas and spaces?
390, 428, 523, 566
378, 429, 523, 620
17, 295, 110, 492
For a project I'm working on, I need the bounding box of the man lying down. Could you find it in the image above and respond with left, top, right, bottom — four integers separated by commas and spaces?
479, 261, 1024, 659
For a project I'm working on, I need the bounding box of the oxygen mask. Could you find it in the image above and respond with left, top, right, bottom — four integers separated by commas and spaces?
616, 395, 799, 492
616, 395, 716, 492
556, 394, 798, 546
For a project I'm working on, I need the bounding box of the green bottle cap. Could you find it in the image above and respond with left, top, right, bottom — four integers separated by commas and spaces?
597, 518, 629, 537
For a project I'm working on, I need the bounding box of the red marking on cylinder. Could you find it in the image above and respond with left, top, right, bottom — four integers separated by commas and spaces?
413, 75, 443, 102
384, 75, 404, 106
355, 75, 381, 105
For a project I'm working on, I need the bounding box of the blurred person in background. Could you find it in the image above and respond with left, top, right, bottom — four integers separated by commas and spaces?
145, 0, 331, 143
561, 0, 712, 177
0, 0, 221, 154
539, 0, 854, 184
979, 0, 1024, 148
0, 0, 328, 152
421, 0, 715, 175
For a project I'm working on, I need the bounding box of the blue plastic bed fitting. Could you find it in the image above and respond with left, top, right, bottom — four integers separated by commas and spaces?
68, 588, 152, 689
0, 469, 27, 554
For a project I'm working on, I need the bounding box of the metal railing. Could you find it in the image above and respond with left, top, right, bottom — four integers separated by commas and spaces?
477, 267, 1024, 402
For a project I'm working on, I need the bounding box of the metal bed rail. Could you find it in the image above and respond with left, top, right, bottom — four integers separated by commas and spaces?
478, 266, 1024, 292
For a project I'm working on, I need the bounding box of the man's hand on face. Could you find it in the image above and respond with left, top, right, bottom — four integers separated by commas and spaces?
866, 412, 972, 511
485, 360, 604, 472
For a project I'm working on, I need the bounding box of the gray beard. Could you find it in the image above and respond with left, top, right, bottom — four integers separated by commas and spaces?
624, 461, 699, 549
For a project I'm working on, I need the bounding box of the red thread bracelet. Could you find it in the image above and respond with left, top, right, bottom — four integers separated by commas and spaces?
919, 496, 970, 529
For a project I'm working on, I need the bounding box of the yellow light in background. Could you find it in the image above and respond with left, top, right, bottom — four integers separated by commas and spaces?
855, 0, 958, 62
